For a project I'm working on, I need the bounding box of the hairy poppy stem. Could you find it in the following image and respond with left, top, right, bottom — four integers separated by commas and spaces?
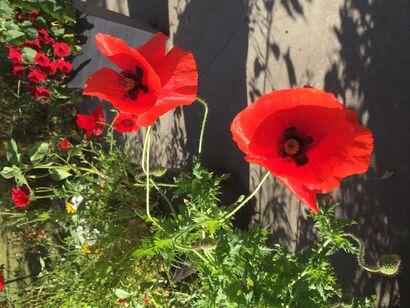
224, 171, 271, 220
196, 97, 208, 161
142, 126, 164, 231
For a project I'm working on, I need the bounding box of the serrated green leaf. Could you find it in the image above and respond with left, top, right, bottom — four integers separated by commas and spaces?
50, 169, 71, 181
21, 47, 37, 64
30, 143, 49, 165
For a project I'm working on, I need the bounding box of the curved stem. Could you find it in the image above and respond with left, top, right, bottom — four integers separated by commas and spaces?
224, 171, 270, 220
196, 97, 209, 160
150, 179, 176, 216
346, 233, 379, 273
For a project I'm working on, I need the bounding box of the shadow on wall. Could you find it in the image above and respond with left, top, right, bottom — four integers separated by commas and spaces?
324, 1, 410, 306
171, 0, 252, 227
247, 0, 318, 254
127, 0, 170, 35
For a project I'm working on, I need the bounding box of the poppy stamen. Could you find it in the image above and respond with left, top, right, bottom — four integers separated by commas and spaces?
118, 67, 148, 100
278, 126, 313, 167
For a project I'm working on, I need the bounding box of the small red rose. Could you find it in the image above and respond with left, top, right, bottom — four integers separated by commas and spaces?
33, 87, 50, 99
25, 39, 41, 51
53, 43, 70, 58
41, 61, 58, 76
37, 29, 54, 44
231, 88, 374, 213
76, 104, 105, 139
8, 47, 22, 65
59, 138, 71, 149
113, 112, 139, 132
11, 185, 31, 207
34, 52, 51, 67
56, 60, 73, 73
13, 66, 25, 77
28, 69, 46, 84
84, 33, 198, 126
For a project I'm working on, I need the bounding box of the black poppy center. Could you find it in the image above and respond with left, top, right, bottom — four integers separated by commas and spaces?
118, 67, 148, 100
277, 126, 313, 167
122, 119, 133, 127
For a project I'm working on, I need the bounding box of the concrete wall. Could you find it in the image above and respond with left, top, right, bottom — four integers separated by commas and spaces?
75, 1, 410, 306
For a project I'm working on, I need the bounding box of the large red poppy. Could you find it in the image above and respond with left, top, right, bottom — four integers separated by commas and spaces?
83, 33, 198, 127
231, 88, 374, 213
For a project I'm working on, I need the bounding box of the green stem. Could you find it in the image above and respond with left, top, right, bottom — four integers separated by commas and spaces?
224, 171, 271, 220
150, 179, 176, 216
142, 127, 164, 231
196, 97, 209, 160
346, 233, 379, 273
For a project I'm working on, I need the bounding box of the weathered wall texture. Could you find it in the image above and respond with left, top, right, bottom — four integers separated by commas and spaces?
76, 0, 410, 306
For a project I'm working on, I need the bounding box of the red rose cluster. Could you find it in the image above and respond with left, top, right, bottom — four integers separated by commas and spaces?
7, 8, 73, 101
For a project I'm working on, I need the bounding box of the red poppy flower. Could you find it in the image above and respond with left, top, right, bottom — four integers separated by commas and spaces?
0, 270, 4, 293
33, 87, 50, 99
56, 59, 73, 73
83, 33, 197, 127
113, 112, 139, 132
28, 69, 46, 84
28, 11, 40, 22
76, 104, 105, 138
53, 42, 70, 57
231, 88, 374, 213
37, 29, 54, 44
34, 52, 51, 67
11, 185, 31, 207
59, 138, 71, 149
13, 65, 25, 76
8, 47, 22, 65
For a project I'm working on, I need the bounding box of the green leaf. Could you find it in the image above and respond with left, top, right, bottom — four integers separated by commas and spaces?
14, 168, 28, 186
5, 29, 25, 45
24, 27, 38, 40
114, 289, 131, 299
50, 169, 72, 181
0, 2, 13, 17
50, 26, 64, 37
0, 166, 16, 179
21, 47, 38, 64
7, 139, 21, 163
30, 143, 49, 165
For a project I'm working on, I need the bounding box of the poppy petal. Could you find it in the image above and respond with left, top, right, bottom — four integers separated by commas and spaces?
276, 175, 319, 213
76, 114, 95, 130
137, 47, 198, 126
84, 68, 157, 114
95, 33, 161, 95
137, 32, 168, 68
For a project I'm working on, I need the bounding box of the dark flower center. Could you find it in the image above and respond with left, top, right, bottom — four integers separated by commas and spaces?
122, 119, 133, 127
118, 67, 148, 100
277, 126, 313, 166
